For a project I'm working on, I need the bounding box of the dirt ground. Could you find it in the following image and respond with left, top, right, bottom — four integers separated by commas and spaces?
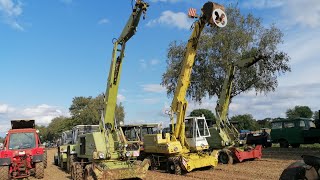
31, 147, 319, 180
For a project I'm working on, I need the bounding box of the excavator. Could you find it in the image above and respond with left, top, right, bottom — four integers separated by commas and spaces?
143, 2, 227, 174
69, 1, 150, 179
206, 53, 264, 164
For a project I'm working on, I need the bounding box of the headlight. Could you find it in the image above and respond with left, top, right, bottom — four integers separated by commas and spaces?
125, 151, 131, 157
174, 147, 178, 152
98, 152, 105, 159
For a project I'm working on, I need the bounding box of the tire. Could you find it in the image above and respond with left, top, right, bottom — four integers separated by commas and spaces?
35, 162, 44, 179
54, 155, 59, 166
280, 140, 289, 148
60, 154, 67, 170
67, 155, 76, 173
166, 157, 182, 175
73, 163, 83, 180
218, 150, 233, 164
84, 165, 95, 180
43, 150, 47, 168
0, 166, 10, 180
291, 144, 300, 148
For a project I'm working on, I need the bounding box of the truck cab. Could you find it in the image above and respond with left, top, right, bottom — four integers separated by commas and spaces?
270, 118, 320, 148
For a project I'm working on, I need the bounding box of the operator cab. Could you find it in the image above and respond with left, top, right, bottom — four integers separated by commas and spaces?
8, 132, 36, 150
185, 116, 210, 152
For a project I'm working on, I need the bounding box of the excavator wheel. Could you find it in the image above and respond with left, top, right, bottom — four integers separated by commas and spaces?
218, 150, 233, 164
166, 157, 182, 175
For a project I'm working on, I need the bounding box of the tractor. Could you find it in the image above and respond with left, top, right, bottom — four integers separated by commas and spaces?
0, 120, 46, 179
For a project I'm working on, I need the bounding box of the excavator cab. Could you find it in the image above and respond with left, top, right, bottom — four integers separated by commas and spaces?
185, 116, 210, 152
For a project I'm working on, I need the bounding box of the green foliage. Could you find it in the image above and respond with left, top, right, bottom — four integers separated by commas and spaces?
115, 102, 125, 127
39, 93, 125, 142
161, 5, 290, 102
230, 114, 259, 131
0, 137, 4, 143
256, 118, 272, 129
286, 106, 313, 119
190, 109, 216, 121
313, 110, 319, 120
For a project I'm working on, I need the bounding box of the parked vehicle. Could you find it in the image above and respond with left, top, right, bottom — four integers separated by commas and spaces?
0, 120, 46, 179
280, 155, 320, 180
271, 118, 320, 148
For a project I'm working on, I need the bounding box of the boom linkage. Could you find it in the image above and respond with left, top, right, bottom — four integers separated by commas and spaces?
171, 19, 206, 147
215, 56, 264, 146
104, 0, 149, 130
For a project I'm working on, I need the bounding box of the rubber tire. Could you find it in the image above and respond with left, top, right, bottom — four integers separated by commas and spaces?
280, 140, 289, 148
60, 155, 67, 170
35, 162, 44, 179
0, 166, 10, 180
67, 155, 76, 173
218, 150, 233, 164
84, 166, 95, 180
291, 144, 300, 148
74, 163, 83, 180
166, 157, 181, 175
43, 150, 47, 168
54, 156, 59, 166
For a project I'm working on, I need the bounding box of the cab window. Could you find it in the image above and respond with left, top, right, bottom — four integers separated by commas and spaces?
271, 122, 282, 129
284, 122, 295, 128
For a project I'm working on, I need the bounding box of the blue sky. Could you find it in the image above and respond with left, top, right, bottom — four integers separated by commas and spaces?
1, 0, 320, 136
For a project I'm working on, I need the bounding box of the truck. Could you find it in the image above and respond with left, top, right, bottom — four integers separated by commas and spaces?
54, 130, 72, 169
69, 1, 150, 179
271, 118, 320, 148
142, 2, 227, 174
0, 120, 46, 179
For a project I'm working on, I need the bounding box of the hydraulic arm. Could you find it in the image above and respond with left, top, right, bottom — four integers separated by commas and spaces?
69, 2, 150, 180
104, 0, 148, 130
143, 2, 227, 174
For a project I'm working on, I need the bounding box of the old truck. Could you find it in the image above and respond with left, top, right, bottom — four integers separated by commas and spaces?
0, 120, 46, 179
271, 118, 320, 148
54, 130, 72, 169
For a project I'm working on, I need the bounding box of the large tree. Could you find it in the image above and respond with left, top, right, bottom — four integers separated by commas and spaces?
69, 94, 125, 126
161, 5, 290, 103
286, 105, 313, 119
190, 109, 216, 121
230, 114, 259, 131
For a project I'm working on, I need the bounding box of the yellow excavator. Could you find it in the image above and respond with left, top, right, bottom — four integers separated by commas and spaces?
143, 2, 227, 174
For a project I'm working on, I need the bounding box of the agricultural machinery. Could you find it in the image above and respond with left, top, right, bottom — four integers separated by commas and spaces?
0, 120, 46, 179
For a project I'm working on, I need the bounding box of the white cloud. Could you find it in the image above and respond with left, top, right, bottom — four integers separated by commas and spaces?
146, 10, 193, 30
141, 84, 166, 93
98, 18, 109, 25
0, 104, 9, 113
0, 104, 69, 127
242, 0, 284, 9
117, 94, 126, 102
150, 59, 160, 65
142, 98, 160, 105
139, 59, 147, 69
139, 58, 161, 69
0, 0, 24, 30
242, 0, 320, 28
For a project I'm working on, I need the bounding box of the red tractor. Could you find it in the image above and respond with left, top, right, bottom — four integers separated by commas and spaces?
0, 120, 47, 179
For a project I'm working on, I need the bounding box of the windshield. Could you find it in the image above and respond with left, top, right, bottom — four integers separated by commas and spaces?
309, 121, 316, 128
9, 132, 36, 150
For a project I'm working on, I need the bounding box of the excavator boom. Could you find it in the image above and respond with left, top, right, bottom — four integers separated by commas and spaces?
104, 1, 149, 130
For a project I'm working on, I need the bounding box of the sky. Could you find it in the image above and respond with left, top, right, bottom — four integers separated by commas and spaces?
1, 0, 320, 136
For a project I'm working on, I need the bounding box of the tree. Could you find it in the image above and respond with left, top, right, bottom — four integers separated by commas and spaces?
115, 102, 125, 126
230, 114, 259, 131
161, 5, 290, 103
256, 118, 272, 129
286, 106, 313, 119
190, 109, 216, 126
313, 110, 319, 120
